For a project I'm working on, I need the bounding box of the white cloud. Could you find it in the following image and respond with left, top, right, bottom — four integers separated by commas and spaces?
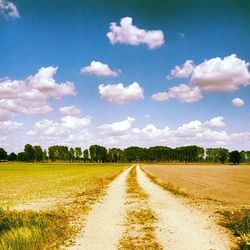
27, 115, 92, 148
0, 0, 19, 18
160, 54, 250, 104
98, 82, 144, 105
107, 17, 164, 49
59, 105, 81, 117
0, 120, 23, 134
152, 84, 202, 103
167, 60, 194, 79
99, 117, 135, 136
0, 66, 76, 120
61, 116, 91, 130
28, 116, 91, 137
144, 114, 151, 119
232, 98, 244, 107
97, 116, 231, 149
80, 61, 120, 77
191, 54, 250, 92
204, 116, 225, 128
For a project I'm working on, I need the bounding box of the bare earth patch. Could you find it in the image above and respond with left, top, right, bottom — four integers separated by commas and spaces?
142, 164, 250, 207
13, 198, 59, 211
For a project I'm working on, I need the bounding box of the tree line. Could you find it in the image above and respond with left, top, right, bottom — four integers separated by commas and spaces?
0, 144, 248, 164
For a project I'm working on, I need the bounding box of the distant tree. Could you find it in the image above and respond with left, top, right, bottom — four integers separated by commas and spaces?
17, 152, 26, 161
43, 149, 48, 161
240, 151, 246, 163
246, 151, 250, 163
229, 150, 241, 165
89, 145, 107, 162
0, 148, 8, 161
83, 149, 89, 162
69, 148, 75, 162
24, 144, 35, 162
124, 147, 147, 162
218, 148, 229, 164
108, 148, 124, 162
75, 147, 82, 161
48, 145, 71, 161
8, 152, 17, 161
48, 146, 57, 161
33, 145, 43, 162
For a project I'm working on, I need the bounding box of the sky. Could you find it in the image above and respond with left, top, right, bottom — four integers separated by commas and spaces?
1, 0, 250, 153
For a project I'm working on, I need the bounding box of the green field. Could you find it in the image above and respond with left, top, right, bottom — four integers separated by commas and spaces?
0, 162, 128, 249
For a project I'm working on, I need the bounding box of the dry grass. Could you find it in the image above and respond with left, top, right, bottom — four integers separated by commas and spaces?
119, 166, 162, 250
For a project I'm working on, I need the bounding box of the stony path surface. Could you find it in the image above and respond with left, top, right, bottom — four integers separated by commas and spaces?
69, 165, 232, 250
68, 166, 133, 250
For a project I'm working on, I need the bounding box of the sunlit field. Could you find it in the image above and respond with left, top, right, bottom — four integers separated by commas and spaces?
0, 162, 127, 208
142, 164, 250, 207
0, 162, 128, 249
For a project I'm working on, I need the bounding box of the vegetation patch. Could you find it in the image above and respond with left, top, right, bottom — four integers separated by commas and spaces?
0, 208, 72, 250
220, 210, 250, 249
119, 166, 162, 249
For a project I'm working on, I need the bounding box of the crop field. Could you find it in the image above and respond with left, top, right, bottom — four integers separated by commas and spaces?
0, 162, 127, 209
142, 164, 250, 208
0, 163, 249, 249
0, 162, 128, 249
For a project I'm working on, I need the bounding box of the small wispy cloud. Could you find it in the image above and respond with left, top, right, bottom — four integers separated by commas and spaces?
80, 61, 120, 77
0, 0, 20, 18
177, 32, 185, 39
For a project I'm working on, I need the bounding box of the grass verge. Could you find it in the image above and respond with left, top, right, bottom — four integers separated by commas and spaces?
140, 166, 189, 197
220, 210, 250, 249
119, 166, 162, 249
0, 208, 72, 250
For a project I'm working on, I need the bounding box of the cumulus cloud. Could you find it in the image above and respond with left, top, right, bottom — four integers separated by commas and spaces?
98, 82, 144, 105
231, 98, 244, 107
158, 54, 250, 104
0, 120, 23, 134
204, 116, 225, 128
28, 115, 92, 148
0, 66, 76, 120
59, 105, 81, 117
0, 0, 19, 18
152, 84, 202, 103
98, 116, 230, 149
99, 117, 135, 136
191, 54, 250, 92
80, 61, 120, 77
167, 60, 194, 79
107, 17, 164, 49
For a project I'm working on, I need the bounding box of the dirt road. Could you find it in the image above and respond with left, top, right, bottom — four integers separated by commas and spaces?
69, 165, 232, 249
136, 165, 231, 250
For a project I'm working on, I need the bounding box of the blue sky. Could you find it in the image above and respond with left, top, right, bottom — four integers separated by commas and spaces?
1, 0, 250, 152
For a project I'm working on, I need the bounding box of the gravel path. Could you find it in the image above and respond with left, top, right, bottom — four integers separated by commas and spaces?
136, 165, 231, 250
69, 165, 232, 249
68, 166, 133, 250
